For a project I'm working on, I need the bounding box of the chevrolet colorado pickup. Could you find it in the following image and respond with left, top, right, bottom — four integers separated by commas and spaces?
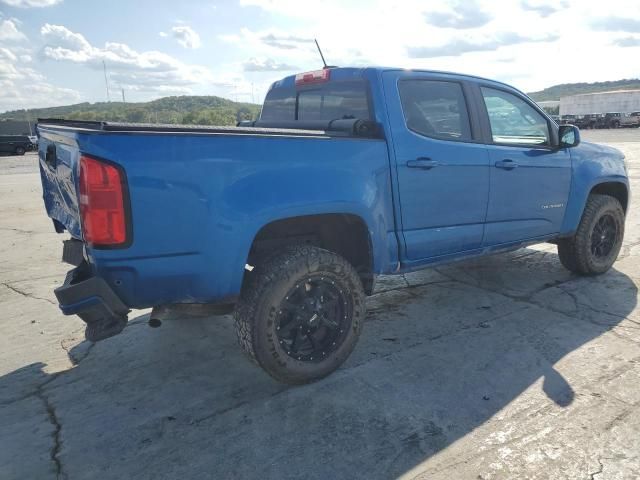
37, 67, 629, 384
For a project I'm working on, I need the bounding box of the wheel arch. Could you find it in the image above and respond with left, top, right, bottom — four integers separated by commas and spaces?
244, 213, 376, 294
561, 176, 629, 236
589, 181, 629, 213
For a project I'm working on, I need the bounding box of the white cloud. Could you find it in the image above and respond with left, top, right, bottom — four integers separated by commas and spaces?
243, 57, 298, 72
0, 47, 80, 112
0, 0, 62, 7
613, 36, 640, 47
170, 25, 201, 49
424, 0, 492, 29
233, 0, 640, 93
408, 32, 559, 58
520, 0, 568, 17
0, 19, 27, 42
4, 0, 640, 111
40, 24, 214, 94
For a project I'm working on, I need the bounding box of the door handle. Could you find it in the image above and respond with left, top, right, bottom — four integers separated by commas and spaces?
495, 159, 519, 170
407, 158, 439, 169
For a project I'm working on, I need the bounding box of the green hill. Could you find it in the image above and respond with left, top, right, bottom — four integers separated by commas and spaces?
4, 78, 640, 124
0, 95, 261, 126
528, 79, 640, 102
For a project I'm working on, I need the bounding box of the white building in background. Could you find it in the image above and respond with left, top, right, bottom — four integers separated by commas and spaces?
537, 100, 560, 111
560, 90, 640, 116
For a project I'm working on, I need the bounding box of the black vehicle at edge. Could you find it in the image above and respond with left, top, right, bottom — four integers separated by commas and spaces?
0, 135, 34, 155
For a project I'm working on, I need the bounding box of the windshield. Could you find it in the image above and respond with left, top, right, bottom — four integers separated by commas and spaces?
260, 81, 371, 122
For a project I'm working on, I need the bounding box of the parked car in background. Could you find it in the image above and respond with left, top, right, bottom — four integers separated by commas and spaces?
28, 135, 38, 148
560, 114, 577, 125
0, 135, 32, 155
37, 67, 629, 384
597, 113, 622, 129
575, 114, 599, 129
619, 113, 640, 128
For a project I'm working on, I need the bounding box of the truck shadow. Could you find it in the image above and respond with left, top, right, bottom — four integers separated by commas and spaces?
1, 248, 637, 479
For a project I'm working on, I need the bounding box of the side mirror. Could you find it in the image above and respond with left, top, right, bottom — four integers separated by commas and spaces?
559, 124, 580, 148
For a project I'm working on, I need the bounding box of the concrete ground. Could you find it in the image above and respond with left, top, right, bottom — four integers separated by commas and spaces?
1, 129, 639, 480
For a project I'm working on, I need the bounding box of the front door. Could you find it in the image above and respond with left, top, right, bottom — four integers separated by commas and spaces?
478, 86, 572, 245
383, 72, 490, 261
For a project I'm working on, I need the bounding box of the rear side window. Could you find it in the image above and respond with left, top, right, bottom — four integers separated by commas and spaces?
260, 81, 371, 122
398, 80, 472, 141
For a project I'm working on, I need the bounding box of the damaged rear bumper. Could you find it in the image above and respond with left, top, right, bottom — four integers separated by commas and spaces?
54, 262, 130, 341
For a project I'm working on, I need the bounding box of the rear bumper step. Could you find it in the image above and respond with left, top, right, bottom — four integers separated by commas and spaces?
54, 263, 130, 341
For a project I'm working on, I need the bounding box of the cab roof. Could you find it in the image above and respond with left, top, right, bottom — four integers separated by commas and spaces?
269, 66, 527, 97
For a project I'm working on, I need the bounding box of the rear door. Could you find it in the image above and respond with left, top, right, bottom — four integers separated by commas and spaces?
382, 71, 490, 261
477, 85, 571, 245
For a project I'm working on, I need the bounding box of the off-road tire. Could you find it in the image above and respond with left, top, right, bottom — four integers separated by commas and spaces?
234, 245, 365, 384
557, 194, 625, 275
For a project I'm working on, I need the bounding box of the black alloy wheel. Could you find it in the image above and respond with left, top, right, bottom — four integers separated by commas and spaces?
275, 277, 350, 362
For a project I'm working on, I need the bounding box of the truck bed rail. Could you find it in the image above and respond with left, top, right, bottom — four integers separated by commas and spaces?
36, 118, 381, 139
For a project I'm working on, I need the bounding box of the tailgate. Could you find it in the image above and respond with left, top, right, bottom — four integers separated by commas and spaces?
37, 127, 82, 238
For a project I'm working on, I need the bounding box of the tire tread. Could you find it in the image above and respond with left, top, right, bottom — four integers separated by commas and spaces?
557, 194, 624, 275
233, 245, 364, 384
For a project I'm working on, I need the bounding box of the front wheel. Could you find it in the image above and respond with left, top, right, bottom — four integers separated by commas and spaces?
234, 245, 365, 384
558, 194, 625, 275
15, 146, 25, 155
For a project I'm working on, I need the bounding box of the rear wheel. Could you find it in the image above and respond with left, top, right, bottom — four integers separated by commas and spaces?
557, 194, 624, 275
234, 245, 365, 384
15, 146, 25, 155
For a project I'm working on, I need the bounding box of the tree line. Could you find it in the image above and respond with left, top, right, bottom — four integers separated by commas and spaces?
0, 95, 261, 126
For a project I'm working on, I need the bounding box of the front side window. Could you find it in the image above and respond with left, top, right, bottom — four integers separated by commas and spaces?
398, 80, 472, 141
481, 87, 550, 146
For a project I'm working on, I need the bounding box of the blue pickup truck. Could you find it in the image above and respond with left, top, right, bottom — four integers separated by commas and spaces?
37, 67, 629, 384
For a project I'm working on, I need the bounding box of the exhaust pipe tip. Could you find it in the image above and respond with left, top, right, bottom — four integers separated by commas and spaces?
148, 317, 162, 328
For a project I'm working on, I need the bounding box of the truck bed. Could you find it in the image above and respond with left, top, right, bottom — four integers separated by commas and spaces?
36, 117, 394, 309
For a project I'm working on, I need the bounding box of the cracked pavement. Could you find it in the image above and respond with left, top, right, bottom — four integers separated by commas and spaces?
1, 129, 639, 479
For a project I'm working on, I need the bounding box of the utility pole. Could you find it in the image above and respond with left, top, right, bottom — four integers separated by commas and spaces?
102, 60, 111, 102
121, 89, 125, 103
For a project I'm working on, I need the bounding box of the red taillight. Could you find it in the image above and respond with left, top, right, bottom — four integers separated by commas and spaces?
295, 69, 331, 86
78, 155, 129, 247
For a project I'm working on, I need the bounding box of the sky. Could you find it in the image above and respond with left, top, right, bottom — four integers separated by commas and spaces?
0, 0, 639, 112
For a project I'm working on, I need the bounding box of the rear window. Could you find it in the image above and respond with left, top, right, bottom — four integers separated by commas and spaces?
260, 81, 371, 122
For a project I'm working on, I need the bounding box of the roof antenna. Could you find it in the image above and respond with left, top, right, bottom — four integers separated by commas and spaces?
315, 39, 328, 69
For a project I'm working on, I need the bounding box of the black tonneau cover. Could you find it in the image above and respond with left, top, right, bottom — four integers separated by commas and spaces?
37, 118, 380, 138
